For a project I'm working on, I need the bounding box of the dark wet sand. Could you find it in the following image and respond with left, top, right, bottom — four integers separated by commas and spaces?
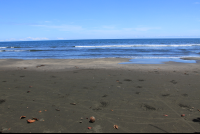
0, 58, 200, 133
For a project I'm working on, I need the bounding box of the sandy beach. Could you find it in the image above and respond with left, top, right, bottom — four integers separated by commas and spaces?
0, 58, 200, 133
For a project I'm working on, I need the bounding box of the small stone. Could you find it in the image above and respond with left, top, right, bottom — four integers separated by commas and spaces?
90, 116, 95, 123
181, 114, 185, 117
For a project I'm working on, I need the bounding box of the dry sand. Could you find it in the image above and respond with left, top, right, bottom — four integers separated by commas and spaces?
0, 58, 200, 133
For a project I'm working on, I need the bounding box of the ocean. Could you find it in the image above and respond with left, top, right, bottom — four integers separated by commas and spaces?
0, 38, 200, 64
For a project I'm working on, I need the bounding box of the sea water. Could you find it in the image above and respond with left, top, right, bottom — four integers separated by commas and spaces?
0, 38, 200, 64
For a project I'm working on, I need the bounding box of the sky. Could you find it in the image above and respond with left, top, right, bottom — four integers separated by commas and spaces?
0, 0, 200, 41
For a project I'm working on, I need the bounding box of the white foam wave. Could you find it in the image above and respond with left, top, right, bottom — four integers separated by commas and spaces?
126, 56, 199, 59
75, 44, 200, 48
0, 47, 7, 49
2, 50, 27, 52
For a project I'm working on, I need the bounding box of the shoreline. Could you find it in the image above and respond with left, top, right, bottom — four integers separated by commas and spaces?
0, 58, 200, 132
0, 57, 200, 72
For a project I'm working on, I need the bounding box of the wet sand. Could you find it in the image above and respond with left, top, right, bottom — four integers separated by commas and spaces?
0, 58, 200, 133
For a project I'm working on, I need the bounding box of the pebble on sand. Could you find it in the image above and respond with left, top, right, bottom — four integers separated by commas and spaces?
90, 116, 95, 123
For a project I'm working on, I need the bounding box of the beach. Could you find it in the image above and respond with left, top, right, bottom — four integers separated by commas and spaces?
0, 58, 200, 133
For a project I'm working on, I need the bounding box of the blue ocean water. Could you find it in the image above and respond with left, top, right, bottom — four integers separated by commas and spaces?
0, 38, 200, 64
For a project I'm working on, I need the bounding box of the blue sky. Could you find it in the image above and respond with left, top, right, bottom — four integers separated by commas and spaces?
0, 0, 200, 41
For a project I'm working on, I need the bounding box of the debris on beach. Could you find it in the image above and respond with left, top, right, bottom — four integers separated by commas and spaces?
27, 118, 39, 123
0, 99, 6, 104
164, 114, 168, 117
20, 116, 26, 119
113, 125, 119, 129
55, 109, 60, 111
102, 94, 108, 97
39, 118, 45, 121
36, 65, 45, 68
27, 91, 30, 93
116, 80, 119, 82
88, 127, 92, 129
32, 118, 39, 121
181, 114, 185, 117
70, 103, 76, 105
89, 116, 95, 123
27, 119, 36, 123
198, 109, 200, 112
39, 111, 42, 113
111, 109, 114, 111
29, 86, 33, 88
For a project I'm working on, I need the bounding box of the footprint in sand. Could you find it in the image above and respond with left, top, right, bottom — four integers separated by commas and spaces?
170, 80, 177, 84
138, 79, 144, 81
142, 104, 156, 111
162, 94, 170, 97
179, 103, 191, 109
92, 125, 103, 133
0, 99, 6, 104
182, 94, 188, 97
124, 79, 132, 81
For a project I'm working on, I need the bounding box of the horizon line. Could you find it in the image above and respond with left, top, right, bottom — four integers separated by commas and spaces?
1, 37, 200, 42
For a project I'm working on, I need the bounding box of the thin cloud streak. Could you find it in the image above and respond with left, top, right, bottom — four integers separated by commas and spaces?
1, 23, 162, 41
19, 37, 49, 41
101, 25, 116, 29
31, 23, 160, 33
0, 37, 49, 42
135, 27, 161, 31
0, 22, 39, 25
31, 24, 84, 31
194, 2, 200, 4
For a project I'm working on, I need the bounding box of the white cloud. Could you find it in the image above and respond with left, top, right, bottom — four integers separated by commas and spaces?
31, 24, 84, 32
19, 37, 49, 41
135, 27, 161, 31
27, 37, 49, 40
44, 21, 51, 23
0, 37, 49, 42
122, 28, 134, 31
2, 38, 17, 41
31, 22, 161, 35
57, 37, 65, 40
79, 29, 139, 39
102, 25, 116, 29
2, 22, 163, 41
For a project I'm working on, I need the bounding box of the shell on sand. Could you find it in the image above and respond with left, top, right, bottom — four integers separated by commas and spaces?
27, 119, 36, 123
113, 125, 119, 129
